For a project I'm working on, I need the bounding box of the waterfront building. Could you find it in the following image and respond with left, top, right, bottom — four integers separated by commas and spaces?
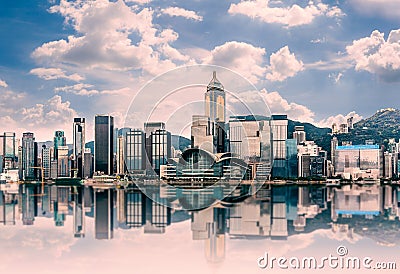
53, 131, 66, 160
41, 145, 52, 179
125, 129, 146, 173
21, 132, 38, 180
229, 115, 272, 179
292, 126, 306, 145
334, 144, 381, 179
57, 146, 69, 177
204, 71, 227, 153
270, 115, 288, 178
94, 115, 114, 175
0, 132, 17, 170
73, 118, 85, 178
191, 115, 213, 153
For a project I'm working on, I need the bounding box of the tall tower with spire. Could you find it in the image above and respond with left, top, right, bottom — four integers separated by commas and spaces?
205, 71, 226, 123
205, 71, 227, 153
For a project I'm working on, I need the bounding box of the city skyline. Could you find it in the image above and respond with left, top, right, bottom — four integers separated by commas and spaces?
2, 2, 400, 273
4, 70, 400, 182
1, 0, 400, 142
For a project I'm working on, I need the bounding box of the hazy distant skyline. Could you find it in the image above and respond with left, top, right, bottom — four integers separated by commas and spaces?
1, 0, 400, 141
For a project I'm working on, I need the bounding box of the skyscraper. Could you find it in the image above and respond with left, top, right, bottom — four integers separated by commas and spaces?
73, 118, 85, 178
125, 129, 146, 173
143, 122, 171, 175
117, 135, 124, 174
41, 145, 52, 179
21, 132, 38, 180
57, 146, 69, 177
204, 71, 227, 153
331, 137, 338, 174
83, 148, 94, 178
94, 115, 114, 175
270, 115, 288, 178
229, 115, 272, 179
53, 131, 66, 160
205, 71, 225, 123
0, 132, 17, 169
293, 126, 306, 145
150, 129, 171, 175
191, 115, 213, 153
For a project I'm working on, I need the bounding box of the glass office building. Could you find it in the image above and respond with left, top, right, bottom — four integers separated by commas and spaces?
335, 145, 381, 177
73, 118, 85, 177
94, 115, 114, 175
21, 132, 37, 180
125, 129, 146, 172
150, 129, 171, 175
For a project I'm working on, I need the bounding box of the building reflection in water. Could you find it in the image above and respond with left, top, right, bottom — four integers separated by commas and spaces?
1, 182, 400, 261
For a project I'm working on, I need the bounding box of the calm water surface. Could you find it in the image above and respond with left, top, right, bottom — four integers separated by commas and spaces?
1, 183, 399, 274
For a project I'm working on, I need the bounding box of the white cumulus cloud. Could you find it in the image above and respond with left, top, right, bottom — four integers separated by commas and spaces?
32, 0, 187, 75
0, 79, 8, 88
124, 0, 151, 4
20, 95, 78, 128
228, 0, 344, 28
346, 29, 400, 82
266, 46, 304, 81
260, 89, 315, 123
350, 0, 400, 19
30, 67, 84, 81
161, 7, 203, 21
204, 41, 266, 83
317, 111, 362, 128
55, 83, 132, 96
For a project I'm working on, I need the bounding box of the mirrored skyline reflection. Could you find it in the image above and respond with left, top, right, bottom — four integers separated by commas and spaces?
1, 183, 400, 273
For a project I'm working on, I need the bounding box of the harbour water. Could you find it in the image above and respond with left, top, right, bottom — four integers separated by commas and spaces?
0, 182, 399, 273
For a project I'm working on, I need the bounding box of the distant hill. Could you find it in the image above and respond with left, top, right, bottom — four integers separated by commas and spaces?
288, 119, 331, 153
289, 108, 400, 158
327, 108, 400, 152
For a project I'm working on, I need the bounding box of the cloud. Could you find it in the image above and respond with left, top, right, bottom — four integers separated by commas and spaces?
0, 90, 27, 115
30, 67, 84, 81
32, 0, 185, 75
317, 111, 362, 128
20, 95, 78, 128
0, 79, 8, 88
266, 46, 304, 81
260, 89, 315, 123
55, 83, 99, 96
346, 29, 400, 82
55, 83, 132, 96
328, 72, 343, 83
350, 0, 400, 19
204, 41, 266, 83
161, 7, 203, 21
124, 0, 151, 4
228, 0, 344, 28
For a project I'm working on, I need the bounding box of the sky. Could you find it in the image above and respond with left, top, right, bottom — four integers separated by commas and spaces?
0, 0, 400, 141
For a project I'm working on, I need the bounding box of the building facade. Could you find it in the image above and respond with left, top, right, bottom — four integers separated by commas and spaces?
94, 115, 114, 175
334, 145, 381, 179
21, 132, 37, 180
73, 118, 85, 178
125, 129, 146, 173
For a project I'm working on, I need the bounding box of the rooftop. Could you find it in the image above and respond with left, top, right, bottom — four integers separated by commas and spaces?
207, 71, 224, 92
